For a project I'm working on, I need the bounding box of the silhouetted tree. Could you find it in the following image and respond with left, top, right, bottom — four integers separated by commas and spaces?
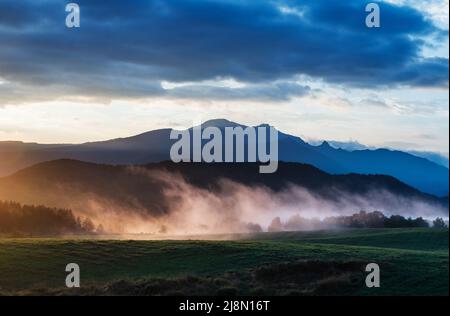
433, 217, 447, 229
268, 217, 283, 232
411, 217, 429, 228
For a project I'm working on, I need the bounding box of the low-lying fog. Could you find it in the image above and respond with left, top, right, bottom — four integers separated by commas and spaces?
62, 169, 448, 237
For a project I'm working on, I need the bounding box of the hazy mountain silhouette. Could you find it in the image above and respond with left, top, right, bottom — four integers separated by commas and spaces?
0, 119, 448, 196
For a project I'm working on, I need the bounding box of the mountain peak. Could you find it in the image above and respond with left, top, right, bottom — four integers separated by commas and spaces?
194, 119, 244, 129
319, 141, 332, 148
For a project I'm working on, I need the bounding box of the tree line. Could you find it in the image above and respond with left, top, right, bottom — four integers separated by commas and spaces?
269, 210, 448, 232
0, 200, 97, 237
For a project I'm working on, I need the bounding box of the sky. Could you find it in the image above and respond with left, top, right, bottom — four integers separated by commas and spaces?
0, 0, 448, 154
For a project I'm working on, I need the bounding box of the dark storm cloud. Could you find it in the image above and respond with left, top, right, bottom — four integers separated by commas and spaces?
166, 82, 312, 101
0, 0, 448, 102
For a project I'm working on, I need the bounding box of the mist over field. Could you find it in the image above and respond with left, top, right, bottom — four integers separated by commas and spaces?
38, 167, 445, 236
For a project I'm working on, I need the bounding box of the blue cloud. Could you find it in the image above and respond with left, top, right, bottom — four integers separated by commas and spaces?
0, 0, 448, 102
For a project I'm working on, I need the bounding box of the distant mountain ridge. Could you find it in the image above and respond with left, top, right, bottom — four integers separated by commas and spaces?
313, 140, 449, 168
0, 119, 448, 196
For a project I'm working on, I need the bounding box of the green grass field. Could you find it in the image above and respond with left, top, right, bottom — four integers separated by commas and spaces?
0, 228, 448, 296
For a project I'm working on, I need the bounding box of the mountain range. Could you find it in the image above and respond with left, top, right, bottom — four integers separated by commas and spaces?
0, 119, 448, 197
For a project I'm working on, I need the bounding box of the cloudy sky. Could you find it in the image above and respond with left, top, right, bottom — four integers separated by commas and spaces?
0, 0, 448, 153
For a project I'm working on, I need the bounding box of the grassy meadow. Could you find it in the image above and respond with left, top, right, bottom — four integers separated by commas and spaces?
0, 228, 448, 296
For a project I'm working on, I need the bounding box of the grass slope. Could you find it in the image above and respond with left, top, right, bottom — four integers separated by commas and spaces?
0, 228, 448, 296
